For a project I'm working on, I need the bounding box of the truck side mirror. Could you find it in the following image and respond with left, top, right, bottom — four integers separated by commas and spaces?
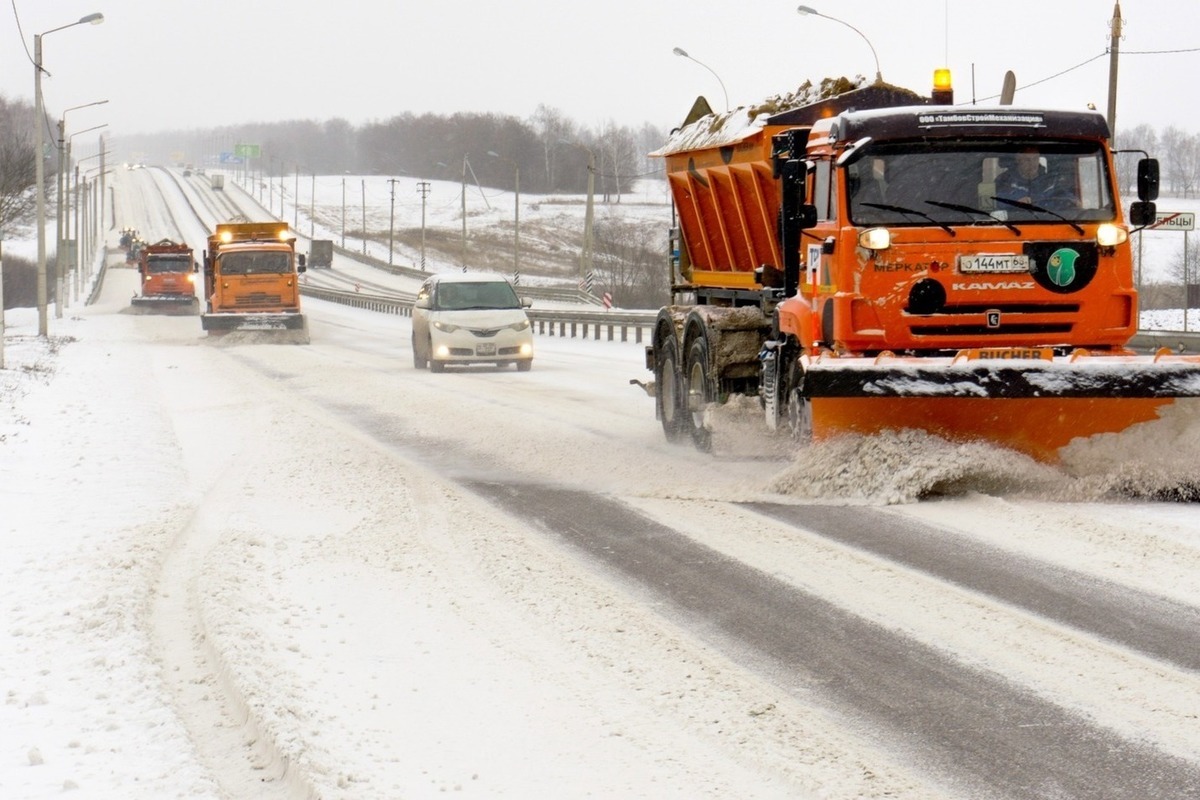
297, 253, 306, 273
1129, 200, 1157, 228
1137, 158, 1160, 201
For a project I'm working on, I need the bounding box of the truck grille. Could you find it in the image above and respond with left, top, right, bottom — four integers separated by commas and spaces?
235, 294, 283, 306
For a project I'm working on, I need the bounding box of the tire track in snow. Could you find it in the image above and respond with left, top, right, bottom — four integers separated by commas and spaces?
744, 502, 1200, 671
146, 346, 321, 800
468, 481, 1200, 800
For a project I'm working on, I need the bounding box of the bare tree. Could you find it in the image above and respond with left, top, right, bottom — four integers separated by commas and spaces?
592, 216, 669, 307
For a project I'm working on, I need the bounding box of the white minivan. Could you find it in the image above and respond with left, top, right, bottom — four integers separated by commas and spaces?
411, 273, 534, 372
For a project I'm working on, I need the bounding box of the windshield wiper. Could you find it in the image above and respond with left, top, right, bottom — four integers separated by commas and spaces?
924, 200, 1021, 234
861, 202, 955, 236
990, 196, 1085, 234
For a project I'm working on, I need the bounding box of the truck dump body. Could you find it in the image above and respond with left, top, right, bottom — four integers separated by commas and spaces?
647, 79, 1200, 463
202, 221, 308, 343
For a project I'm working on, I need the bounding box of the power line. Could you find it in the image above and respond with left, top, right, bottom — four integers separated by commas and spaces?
971, 51, 1108, 104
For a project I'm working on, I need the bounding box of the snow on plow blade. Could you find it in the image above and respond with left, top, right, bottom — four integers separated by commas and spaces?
803, 348, 1200, 462
201, 313, 310, 344
131, 296, 199, 314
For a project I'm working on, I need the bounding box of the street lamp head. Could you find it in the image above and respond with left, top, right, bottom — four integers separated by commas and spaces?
672, 47, 688, 57
487, 150, 500, 158
80, 12, 104, 25
795, 4, 882, 84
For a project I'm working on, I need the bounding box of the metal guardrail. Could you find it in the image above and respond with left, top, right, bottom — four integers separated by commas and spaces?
300, 285, 654, 343
301, 283, 1200, 353
325, 242, 602, 306
1129, 330, 1200, 354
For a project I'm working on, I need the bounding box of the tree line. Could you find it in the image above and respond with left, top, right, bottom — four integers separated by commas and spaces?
115, 106, 668, 198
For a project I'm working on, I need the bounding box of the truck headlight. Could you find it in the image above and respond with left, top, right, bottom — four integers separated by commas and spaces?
858, 227, 891, 250
1096, 223, 1127, 247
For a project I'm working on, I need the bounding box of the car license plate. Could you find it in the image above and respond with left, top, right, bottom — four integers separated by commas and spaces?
476, 343, 497, 356
959, 254, 1030, 273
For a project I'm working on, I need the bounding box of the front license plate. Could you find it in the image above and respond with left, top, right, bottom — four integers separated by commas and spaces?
959, 254, 1030, 273
476, 343, 497, 356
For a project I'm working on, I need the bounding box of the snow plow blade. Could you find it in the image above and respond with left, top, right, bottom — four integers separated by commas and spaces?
130, 296, 199, 315
201, 312, 309, 344
803, 348, 1200, 462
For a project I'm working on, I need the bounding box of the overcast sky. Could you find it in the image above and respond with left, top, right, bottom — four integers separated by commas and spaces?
2, 0, 1198, 147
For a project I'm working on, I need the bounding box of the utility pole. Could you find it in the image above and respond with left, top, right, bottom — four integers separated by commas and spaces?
1107, 1, 1122, 144
340, 176, 346, 249
461, 155, 468, 271
417, 181, 430, 271
387, 177, 400, 265
581, 150, 595, 289
361, 179, 367, 255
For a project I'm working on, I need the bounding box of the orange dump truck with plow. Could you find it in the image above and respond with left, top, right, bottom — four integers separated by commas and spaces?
201, 221, 308, 343
645, 74, 1200, 462
132, 238, 198, 313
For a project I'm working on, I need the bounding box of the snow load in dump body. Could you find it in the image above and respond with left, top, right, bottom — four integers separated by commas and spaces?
653, 82, 927, 288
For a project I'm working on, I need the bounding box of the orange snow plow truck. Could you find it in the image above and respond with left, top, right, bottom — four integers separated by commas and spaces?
201, 221, 308, 343
132, 238, 198, 312
645, 73, 1200, 463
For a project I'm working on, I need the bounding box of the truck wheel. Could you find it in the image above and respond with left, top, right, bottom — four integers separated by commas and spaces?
784, 361, 813, 442
655, 333, 689, 442
686, 337, 714, 452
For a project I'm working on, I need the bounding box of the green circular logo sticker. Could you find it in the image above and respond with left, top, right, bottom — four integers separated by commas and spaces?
1046, 248, 1079, 287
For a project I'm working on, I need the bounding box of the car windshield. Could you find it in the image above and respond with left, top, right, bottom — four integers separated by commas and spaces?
145, 256, 191, 274
846, 139, 1116, 226
219, 252, 290, 275
434, 281, 520, 310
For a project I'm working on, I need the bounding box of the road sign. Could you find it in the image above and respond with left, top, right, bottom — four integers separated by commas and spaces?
234, 143, 261, 159
1150, 211, 1196, 231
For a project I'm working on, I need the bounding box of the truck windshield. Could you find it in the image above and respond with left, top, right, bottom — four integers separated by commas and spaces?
219, 252, 290, 275
146, 256, 191, 274
846, 140, 1116, 227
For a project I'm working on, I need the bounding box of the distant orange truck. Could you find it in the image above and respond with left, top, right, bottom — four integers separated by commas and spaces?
132, 238, 198, 312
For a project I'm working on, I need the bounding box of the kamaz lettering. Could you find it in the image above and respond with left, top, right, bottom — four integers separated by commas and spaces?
952, 281, 1036, 291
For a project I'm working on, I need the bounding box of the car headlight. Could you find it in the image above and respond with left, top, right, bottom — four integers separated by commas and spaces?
508, 319, 531, 331
433, 321, 460, 332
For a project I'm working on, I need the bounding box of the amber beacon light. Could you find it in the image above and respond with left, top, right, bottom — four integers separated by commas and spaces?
931, 69, 953, 104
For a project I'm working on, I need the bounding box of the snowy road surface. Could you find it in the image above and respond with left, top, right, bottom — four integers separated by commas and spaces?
2, 169, 1200, 799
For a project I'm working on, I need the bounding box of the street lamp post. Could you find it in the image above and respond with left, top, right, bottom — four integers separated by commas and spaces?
56, 100, 107, 315
62, 122, 107, 311
796, 5, 882, 84
34, 11, 105, 337
672, 47, 730, 112
488, 151, 520, 284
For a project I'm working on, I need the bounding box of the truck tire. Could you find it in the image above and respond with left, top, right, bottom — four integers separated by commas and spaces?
686, 337, 714, 452
784, 359, 813, 442
655, 332, 689, 442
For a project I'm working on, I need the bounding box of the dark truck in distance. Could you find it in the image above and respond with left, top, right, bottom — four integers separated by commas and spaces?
309, 240, 333, 269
